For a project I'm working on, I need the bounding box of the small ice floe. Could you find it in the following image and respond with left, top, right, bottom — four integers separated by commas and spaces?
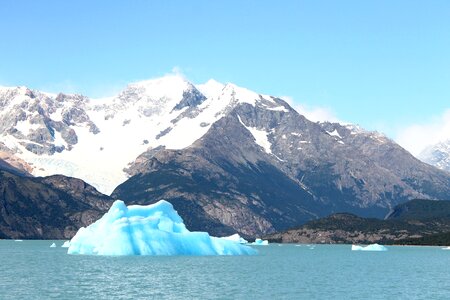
442, 246, 450, 250
251, 238, 269, 245
14, 240, 23, 242
61, 241, 71, 248
50, 243, 56, 248
220, 233, 248, 244
351, 243, 387, 251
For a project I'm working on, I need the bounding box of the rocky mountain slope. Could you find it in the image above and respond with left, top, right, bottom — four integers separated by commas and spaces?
265, 199, 450, 244
419, 140, 450, 173
0, 76, 273, 194
0, 160, 113, 239
112, 99, 450, 236
2, 75, 450, 237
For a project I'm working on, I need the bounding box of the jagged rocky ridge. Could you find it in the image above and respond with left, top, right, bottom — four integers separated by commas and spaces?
1, 76, 450, 237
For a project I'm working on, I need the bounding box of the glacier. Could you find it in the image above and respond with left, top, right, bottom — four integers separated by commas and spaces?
67, 200, 257, 256
351, 244, 387, 251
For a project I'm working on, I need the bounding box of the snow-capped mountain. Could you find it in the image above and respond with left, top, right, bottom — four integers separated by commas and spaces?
0, 75, 294, 194
2, 74, 450, 236
419, 140, 450, 173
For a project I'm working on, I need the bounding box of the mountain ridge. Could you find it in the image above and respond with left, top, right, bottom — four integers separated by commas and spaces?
2, 75, 450, 236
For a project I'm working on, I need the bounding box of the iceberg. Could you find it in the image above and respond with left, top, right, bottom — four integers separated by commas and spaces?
442, 246, 450, 250
351, 243, 387, 251
251, 238, 269, 245
50, 243, 56, 248
68, 200, 257, 256
220, 233, 248, 244
61, 241, 71, 248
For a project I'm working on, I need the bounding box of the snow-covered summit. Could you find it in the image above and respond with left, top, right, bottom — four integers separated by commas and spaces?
419, 139, 450, 173
0, 75, 298, 194
196, 79, 225, 99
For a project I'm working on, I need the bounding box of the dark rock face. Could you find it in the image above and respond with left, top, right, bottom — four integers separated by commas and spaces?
113, 99, 450, 236
173, 87, 206, 111
0, 168, 113, 239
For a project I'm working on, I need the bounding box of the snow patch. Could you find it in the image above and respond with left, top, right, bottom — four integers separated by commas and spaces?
196, 79, 225, 99
53, 131, 66, 147
237, 115, 272, 154
15, 120, 40, 135
246, 128, 272, 153
264, 105, 289, 112
326, 129, 342, 139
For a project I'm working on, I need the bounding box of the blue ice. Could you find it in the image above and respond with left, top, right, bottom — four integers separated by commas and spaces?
68, 200, 257, 256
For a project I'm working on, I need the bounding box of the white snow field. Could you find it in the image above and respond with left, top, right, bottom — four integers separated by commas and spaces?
1, 74, 292, 194
67, 200, 257, 256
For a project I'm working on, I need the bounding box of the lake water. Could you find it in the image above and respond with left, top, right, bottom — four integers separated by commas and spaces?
1, 241, 449, 299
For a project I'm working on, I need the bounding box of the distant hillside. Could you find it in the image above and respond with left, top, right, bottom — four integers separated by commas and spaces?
395, 232, 450, 246
265, 199, 450, 245
0, 165, 113, 239
386, 199, 450, 220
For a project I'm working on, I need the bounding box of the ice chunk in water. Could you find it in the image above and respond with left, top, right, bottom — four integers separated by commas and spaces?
351, 244, 387, 251
68, 200, 257, 256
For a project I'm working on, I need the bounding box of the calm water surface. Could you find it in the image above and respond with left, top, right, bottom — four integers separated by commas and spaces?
1, 241, 449, 299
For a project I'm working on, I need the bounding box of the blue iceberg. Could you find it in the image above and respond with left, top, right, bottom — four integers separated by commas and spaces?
67, 200, 257, 256
351, 244, 387, 251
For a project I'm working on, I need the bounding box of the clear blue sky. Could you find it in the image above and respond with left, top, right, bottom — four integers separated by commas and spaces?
1, 0, 449, 138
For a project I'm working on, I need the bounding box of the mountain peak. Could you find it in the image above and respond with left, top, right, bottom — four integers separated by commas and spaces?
419, 139, 450, 172
128, 74, 193, 92
117, 74, 199, 107
196, 79, 225, 99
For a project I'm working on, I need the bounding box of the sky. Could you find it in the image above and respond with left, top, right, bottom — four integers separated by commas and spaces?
1, 0, 449, 155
